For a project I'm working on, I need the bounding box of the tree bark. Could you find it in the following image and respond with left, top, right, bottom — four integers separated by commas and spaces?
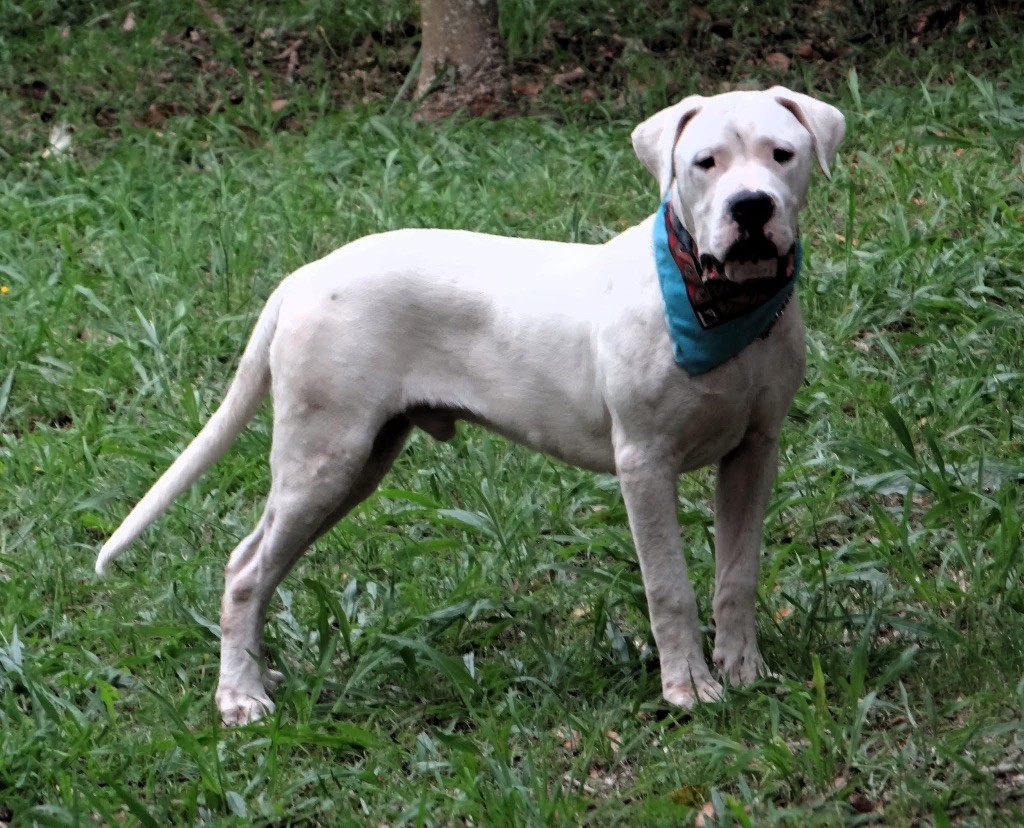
416, 0, 510, 119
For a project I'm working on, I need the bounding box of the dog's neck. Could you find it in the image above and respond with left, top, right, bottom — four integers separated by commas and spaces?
653, 199, 801, 376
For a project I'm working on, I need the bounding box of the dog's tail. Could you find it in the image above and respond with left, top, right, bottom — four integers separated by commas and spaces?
95, 289, 284, 576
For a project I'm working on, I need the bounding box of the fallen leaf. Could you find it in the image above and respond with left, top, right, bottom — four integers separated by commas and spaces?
196, 0, 227, 30
20, 79, 56, 102
774, 606, 794, 620
606, 730, 621, 755
275, 39, 303, 61
514, 78, 545, 99
122, 12, 135, 32
553, 66, 585, 86
42, 122, 73, 160
270, 98, 289, 113
133, 102, 185, 129
766, 52, 791, 71
93, 107, 117, 127
668, 784, 708, 807
557, 727, 581, 751
140, 104, 167, 128
468, 95, 499, 117
849, 792, 878, 813
695, 801, 716, 827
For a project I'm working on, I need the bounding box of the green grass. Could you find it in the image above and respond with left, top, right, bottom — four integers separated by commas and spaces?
3, 4, 1024, 826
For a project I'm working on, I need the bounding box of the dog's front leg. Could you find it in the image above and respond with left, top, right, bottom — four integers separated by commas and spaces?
711, 431, 779, 685
616, 442, 723, 708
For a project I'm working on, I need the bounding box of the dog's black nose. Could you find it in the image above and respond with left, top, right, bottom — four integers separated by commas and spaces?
728, 191, 774, 230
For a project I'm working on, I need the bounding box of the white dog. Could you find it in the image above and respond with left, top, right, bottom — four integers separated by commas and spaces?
96, 87, 845, 725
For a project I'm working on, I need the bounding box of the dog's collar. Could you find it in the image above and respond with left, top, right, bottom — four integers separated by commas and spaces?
653, 199, 801, 376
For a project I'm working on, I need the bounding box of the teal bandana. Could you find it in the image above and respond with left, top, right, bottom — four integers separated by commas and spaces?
653, 199, 801, 376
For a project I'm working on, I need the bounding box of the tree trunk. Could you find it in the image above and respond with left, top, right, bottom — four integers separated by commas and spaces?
416, 0, 510, 119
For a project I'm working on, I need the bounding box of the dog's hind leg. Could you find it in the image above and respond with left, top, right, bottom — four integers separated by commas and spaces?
308, 414, 413, 545
215, 412, 411, 725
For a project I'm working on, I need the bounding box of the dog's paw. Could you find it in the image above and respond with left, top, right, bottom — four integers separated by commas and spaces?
261, 668, 285, 693
217, 688, 275, 726
662, 674, 724, 708
713, 641, 777, 687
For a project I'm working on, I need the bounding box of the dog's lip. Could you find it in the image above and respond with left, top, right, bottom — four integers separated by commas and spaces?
723, 251, 780, 263
698, 243, 796, 280
723, 234, 783, 262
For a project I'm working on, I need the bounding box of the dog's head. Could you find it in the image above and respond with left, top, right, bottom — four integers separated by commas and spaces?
632, 87, 845, 281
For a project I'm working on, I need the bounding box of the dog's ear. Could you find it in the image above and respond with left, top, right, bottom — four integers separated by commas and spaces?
631, 95, 704, 197
770, 87, 846, 180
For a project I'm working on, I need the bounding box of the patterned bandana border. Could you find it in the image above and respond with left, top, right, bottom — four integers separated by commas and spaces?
653, 199, 801, 376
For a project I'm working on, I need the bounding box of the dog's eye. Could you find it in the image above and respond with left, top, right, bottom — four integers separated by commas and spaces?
695, 156, 716, 170
773, 148, 794, 164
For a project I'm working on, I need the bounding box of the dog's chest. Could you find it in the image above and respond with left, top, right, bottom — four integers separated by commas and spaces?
667, 379, 762, 471
607, 302, 805, 474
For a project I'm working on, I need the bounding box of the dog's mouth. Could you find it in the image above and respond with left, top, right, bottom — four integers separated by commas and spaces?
698, 236, 796, 283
